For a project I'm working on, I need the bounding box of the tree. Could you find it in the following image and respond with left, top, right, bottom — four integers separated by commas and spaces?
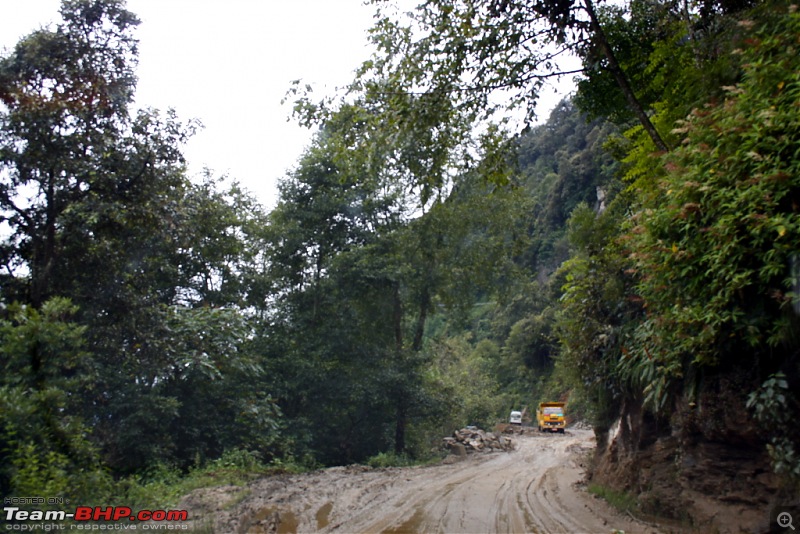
289, 0, 676, 196
265, 92, 529, 459
260, 117, 410, 463
555, 201, 637, 427
0, 0, 140, 307
0, 298, 111, 503
1, 0, 282, 474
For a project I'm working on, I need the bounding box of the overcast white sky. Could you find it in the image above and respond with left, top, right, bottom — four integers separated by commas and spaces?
1, 0, 378, 208
2, 1, 574, 209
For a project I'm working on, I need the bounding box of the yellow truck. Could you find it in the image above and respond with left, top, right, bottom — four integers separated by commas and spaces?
536, 402, 566, 433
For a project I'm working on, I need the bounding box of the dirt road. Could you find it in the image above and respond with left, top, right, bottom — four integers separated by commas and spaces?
183, 429, 663, 533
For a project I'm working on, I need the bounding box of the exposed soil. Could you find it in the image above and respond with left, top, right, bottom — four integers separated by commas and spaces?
179, 429, 666, 533
591, 391, 787, 534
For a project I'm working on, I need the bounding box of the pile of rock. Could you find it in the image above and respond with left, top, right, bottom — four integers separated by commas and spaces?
499, 423, 526, 435
442, 427, 516, 456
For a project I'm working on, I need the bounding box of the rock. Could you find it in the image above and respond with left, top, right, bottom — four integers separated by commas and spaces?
571, 420, 592, 430
448, 443, 467, 457
442, 427, 516, 454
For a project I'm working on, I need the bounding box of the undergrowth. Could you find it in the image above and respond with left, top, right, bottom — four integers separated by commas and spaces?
588, 483, 638, 515
116, 449, 308, 510
365, 450, 446, 469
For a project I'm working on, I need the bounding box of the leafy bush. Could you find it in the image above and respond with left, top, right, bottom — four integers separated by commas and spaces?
622, 5, 800, 409
365, 451, 417, 468
116, 447, 304, 511
747, 373, 800, 481
0, 299, 112, 505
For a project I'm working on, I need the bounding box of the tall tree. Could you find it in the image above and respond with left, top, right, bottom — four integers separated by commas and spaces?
289, 0, 677, 196
267, 94, 528, 459
1, 0, 281, 473
261, 114, 410, 462
0, 0, 140, 307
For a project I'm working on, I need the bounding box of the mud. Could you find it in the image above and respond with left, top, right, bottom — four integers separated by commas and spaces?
180, 429, 664, 533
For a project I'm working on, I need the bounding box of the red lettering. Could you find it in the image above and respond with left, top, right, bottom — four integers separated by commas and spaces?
166, 510, 188, 521
73, 505, 188, 523
113, 507, 132, 521
94, 507, 114, 521
74, 507, 92, 521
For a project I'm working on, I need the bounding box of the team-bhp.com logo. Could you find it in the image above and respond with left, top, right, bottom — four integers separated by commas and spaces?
4, 505, 188, 530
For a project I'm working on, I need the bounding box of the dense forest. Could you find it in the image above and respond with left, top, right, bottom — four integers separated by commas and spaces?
1, 0, 798, 527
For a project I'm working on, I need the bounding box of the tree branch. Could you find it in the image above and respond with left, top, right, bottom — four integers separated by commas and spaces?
582, 0, 670, 152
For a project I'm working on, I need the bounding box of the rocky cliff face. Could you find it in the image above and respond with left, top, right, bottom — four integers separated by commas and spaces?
590, 372, 787, 533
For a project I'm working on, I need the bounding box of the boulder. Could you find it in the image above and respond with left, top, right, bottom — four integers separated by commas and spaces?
442, 427, 516, 454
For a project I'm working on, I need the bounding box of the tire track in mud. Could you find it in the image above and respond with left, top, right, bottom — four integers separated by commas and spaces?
186, 429, 662, 533
342, 459, 497, 533
338, 430, 656, 534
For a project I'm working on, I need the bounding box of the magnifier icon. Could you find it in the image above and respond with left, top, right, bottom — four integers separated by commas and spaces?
779, 512, 796, 531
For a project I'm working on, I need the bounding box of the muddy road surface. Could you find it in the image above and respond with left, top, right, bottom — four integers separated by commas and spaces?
182, 429, 662, 533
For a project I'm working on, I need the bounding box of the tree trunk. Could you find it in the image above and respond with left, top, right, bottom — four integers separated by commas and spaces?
582, 0, 671, 152
392, 282, 407, 453
394, 402, 407, 455
412, 287, 430, 352
393, 282, 403, 351
31, 169, 59, 307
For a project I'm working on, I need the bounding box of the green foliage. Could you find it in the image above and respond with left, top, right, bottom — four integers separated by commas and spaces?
747, 373, 800, 481
576, 0, 675, 125
554, 200, 636, 427
293, 0, 648, 199
0, 298, 88, 389
747, 373, 791, 426
259, 119, 414, 463
365, 451, 417, 468
115, 448, 300, 511
575, 0, 745, 130
588, 483, 639, 515
515, 100, 621, 271
262, 92, 533, 463
204, 448, 263, 472
426, 335, 507, 430
623, 4, 800, 409
9, 443, 71, 500
0, 0, 140, 307
506, 316, 550, 365
0, 298, 112, 504
413, 100, 627, 431
0, 0, 284, 484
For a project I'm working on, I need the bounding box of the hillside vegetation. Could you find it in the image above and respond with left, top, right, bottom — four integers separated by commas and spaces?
1, 0, 798, 528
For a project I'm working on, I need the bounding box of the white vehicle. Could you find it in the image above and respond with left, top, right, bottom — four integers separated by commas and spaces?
509, 410, 522, 425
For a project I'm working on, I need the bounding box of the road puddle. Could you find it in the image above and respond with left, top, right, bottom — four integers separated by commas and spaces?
316, 501, 333, 529
381, 507, 425, 534
250, 506, 299, 534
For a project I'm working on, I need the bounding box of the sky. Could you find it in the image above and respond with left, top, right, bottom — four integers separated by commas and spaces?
1, 1, 575, 209
1, 0, 378, 208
